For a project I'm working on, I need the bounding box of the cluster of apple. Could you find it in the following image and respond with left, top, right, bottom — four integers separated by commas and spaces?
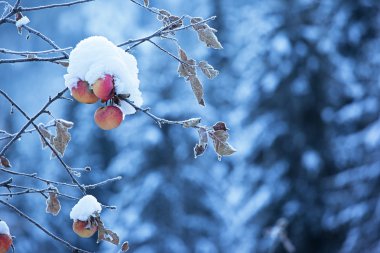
71, 74, 123, 130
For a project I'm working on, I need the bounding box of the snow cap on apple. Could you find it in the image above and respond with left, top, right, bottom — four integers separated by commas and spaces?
64, 36, 143, 115
0, 220, 12, 253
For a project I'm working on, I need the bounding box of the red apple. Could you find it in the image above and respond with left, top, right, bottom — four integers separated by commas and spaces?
94, 105, 123, 130
0, 234, 12, 253
72, 220, 97, 238
71, 80, 99, 104
92, 74, 114, 101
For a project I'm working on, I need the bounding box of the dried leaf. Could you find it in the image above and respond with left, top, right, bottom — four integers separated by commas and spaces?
191, 17, 223, 49
56, 60, 69, 67
198, 61, 219, 79
208, 123, 236, 160
189, 75, 205, 106
121, 241, 130, 252
212, 122, 228, 131
38, 123, 52, 149
51, 119, 72, 158
0, 156, 11, 168
182, 118, 201, 128
96, 217, 119, 245
194, 127, 208, 158
143, 0, 149, 7
46, 187, 61, 216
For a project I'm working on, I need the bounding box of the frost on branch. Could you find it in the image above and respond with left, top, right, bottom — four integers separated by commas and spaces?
0, 221, 10, 236
70, 195, 102, 221
64, 36, 143, 115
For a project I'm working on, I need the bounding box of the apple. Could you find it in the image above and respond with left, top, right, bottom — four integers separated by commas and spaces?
72, 220, 97, 238
0, 234, 12, 253
94, 105, 123, 130
92, 74, 114, 101
71, 80, 99, 104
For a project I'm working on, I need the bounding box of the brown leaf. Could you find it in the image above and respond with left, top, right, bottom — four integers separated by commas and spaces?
194, 127, 208, 158
208, 123, 236, 160
46, 187, 61, 216
198, 61, 219, 79
121, 241, 130, 252
38, 123, 53, 149
143, 0, 149, 7
212, 122, 228, 131
51, 119, 72, 158
189, 75, 205, 106
182, 118, 201, 128
96, 217, 119, 245
0, 156, 11, 168
191, 17, 223, 49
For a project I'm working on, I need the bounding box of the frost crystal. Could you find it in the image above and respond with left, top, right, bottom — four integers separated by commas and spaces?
0, 221, 10, 235
15, 16, 30, 27
69, 195, 102, 221
64, 36, 143, 115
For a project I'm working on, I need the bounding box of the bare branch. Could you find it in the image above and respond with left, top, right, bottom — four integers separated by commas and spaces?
18, 0, 94, 12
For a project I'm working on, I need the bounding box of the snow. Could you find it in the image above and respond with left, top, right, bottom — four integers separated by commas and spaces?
15, 16, 30, 27
0, 221, 10, 235
64, 36, 143, 115
69, 195, 102, 221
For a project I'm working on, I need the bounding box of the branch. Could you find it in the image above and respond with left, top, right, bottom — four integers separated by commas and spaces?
120, 97, 200, 128
0, 56, 66, 64
0, 200, 93, 253
18, 0, 94, 12
0, 124, 56, 141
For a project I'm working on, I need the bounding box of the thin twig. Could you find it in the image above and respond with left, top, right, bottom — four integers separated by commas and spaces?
0, 47, 72, 55
0, 56, 66, 64
18, 0, 94, 12
0, 124, 56, 141
0, 200, 93, 253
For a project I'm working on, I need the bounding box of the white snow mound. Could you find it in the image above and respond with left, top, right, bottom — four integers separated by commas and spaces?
16, 16, 30, 27
0, 221, 10, 235
64, 36, 143, 115
69, 195, 102, 221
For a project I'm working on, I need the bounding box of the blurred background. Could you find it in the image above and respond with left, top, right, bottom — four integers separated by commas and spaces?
1, 0, 380, 252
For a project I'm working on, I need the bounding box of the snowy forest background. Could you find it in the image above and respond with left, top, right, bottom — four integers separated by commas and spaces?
1, 0, 380, 252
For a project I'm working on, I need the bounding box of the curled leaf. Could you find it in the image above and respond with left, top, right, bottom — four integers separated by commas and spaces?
38, 123, 53, 149
191, 17, 223, 49
194, 127, 208, 158
143, 0, 149, 7
51, 119, 72, 158
96, 217, 120, 245
198, 61, 219, 79
46, 186, 61, 216
189, 75, 205, 106
208, 122, 236, 160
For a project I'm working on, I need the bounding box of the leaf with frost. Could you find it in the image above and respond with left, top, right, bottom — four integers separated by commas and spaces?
208, 122, 236, 160
189, 75, 205, 106
46, 186, 61, 216
157, 9, 182, 30
51, 119, 73, 158
191, 17, 223, 49
38, 123, 53, 149
0, 156, 11, 168
198, 61, 219, 79
121, 241, 129, 252
194, 127, 208, 158
96, 217, 119, 245
143, 0, 149, 7
182, 118, 201, 128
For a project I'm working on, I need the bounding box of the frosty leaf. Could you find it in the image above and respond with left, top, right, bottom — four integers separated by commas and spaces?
143, 0, 149, 7
38, 123, 53, 149
189, 75, 205, 106
198, 61, 219, 79
96, 217, 119, 245
0, 156, 11, 168
56, 60, 69, 67
182, 118, 201, 128
208, 123, 236, 160
212, 121, 228, 131
194, 127, 208, 158
191, 17, 223, 49
51, 119, 72, 158
157, 9, 182, 30
46, 187, 61, 216
121, 241, 129, 252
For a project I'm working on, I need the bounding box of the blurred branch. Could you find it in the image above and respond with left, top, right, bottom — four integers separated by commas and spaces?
17, 0, 94, 12
0, 200, 93, 253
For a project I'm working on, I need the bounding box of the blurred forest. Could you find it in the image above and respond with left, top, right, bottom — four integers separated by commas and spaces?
0, 0, 380, 252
